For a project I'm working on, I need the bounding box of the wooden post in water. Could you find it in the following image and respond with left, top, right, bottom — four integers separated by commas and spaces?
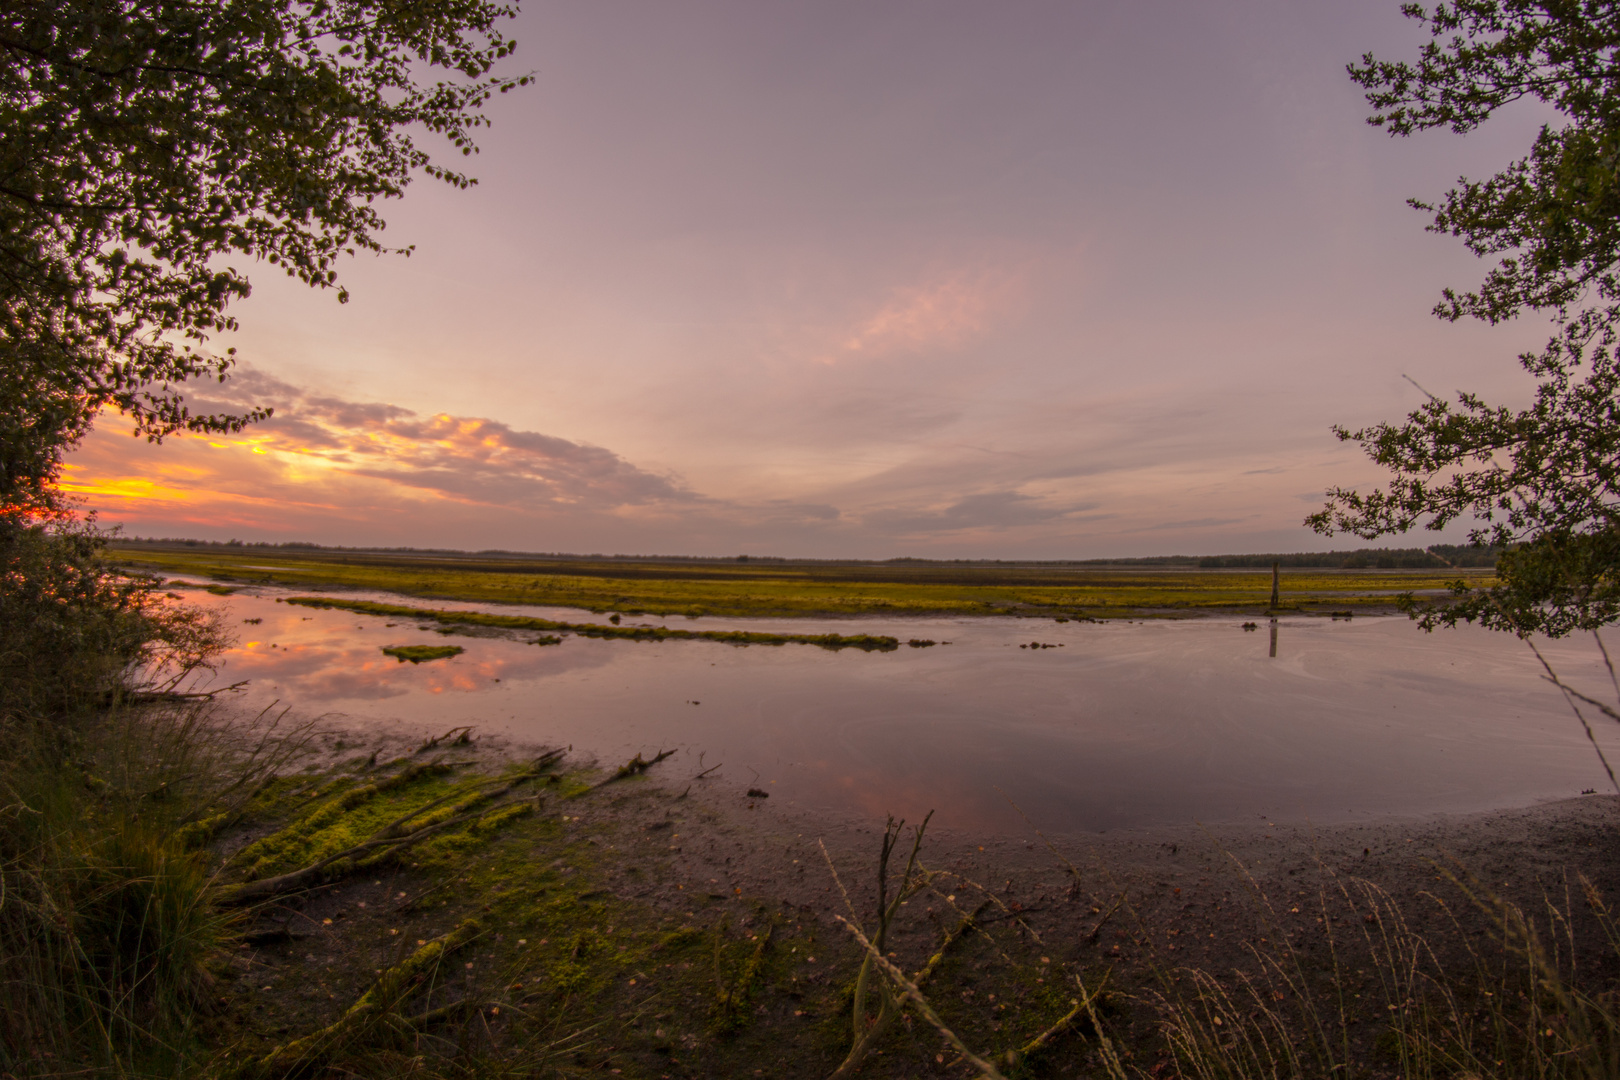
1269, 561, 1280, 609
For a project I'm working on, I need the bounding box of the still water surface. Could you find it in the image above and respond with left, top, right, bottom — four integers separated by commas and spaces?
186, 586, 1620, 835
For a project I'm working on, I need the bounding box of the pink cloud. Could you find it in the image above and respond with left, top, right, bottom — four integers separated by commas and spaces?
825, 270, 1023, 363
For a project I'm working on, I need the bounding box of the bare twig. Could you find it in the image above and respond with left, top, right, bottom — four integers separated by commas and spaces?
833, 916, 1009, 1080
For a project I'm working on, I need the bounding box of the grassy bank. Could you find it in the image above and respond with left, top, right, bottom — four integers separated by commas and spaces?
109, 542, 1493, 619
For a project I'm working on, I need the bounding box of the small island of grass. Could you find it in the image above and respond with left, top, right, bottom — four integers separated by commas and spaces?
381, 644, 464, 663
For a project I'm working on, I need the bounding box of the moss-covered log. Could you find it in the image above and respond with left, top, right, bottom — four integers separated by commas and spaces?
262, 918, 483, 1067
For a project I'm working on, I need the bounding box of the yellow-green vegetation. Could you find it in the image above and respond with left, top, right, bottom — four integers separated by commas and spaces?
110, 541, 1496, 619
381, 643, 465, 663
288, 595, 904, 650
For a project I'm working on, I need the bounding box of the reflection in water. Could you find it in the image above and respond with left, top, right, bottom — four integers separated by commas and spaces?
180, 587, 1620, 836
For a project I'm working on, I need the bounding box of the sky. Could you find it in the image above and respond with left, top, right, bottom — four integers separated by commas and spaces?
64, 0, 1565, 559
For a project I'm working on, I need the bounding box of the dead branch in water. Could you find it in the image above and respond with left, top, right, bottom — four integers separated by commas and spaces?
416, 724, 476, 753
592, 748, 676, 789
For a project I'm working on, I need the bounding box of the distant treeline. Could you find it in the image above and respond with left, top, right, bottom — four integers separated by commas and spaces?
1188, 545, 1502, 569
118, 537, 1504, 569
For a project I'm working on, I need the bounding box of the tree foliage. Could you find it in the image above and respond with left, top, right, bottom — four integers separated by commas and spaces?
0, 0, 529, 514
1312, 1, 1620, 636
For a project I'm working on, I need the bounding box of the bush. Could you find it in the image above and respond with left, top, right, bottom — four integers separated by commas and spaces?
0, 514, 228, 726
0, 513, 236, 1073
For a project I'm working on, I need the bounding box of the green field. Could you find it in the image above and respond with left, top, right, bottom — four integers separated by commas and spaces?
108, 542, 1493, 619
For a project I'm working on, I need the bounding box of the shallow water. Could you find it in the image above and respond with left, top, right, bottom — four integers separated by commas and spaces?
185, 586, 1620, 835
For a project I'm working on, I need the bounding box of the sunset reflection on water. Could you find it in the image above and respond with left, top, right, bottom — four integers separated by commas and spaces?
176, 586, 1620, 837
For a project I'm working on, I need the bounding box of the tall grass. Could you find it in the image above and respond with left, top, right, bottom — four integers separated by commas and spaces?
0, 711, 238, 1074
1145, 862, 1620, 1080
0, 516, 281, 1076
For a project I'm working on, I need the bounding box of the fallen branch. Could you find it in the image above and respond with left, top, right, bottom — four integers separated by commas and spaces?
823, 814, 937, 1080
593, 749, 676, 788
914, 898, 994, 987
121, 679, 251, 704
1015, 972, 1109, 1062
263, 919, 483, 1067
416, 725, 476, 753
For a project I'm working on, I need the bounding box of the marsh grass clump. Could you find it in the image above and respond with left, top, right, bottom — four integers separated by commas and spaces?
381, 643, 464, 663
0, 698, 317, 1074
293, 595, 902, 651
1138, 858, 1620, 1080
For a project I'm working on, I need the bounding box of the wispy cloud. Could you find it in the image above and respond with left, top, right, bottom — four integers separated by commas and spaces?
864, 491, 1101, 535
821, 270, 1022, 364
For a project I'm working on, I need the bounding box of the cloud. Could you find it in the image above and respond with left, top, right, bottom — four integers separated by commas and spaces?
176, 370, 695, 509
60, 368, 1372, 559
863, 490, 1101, 535
821, 270, 1022, 364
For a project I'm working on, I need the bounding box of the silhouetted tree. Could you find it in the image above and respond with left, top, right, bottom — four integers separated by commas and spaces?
1313, 1, 1620, 636
0, 0, 529, 514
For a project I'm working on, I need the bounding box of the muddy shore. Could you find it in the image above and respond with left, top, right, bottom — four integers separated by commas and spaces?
209, 721, 1620, 1078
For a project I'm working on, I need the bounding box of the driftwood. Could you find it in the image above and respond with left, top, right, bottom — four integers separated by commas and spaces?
262, 918, 483, 1066
114, 680, 250, 705
416, 725, 476, 754
592, 748, 676, 789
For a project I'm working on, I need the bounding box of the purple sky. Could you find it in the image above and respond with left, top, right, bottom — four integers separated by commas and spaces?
70, 0, 1561, 557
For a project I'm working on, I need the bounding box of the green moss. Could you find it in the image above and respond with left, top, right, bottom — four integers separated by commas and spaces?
173, 811, 230, 849
405, 801, 535, 867
231, 767, 473, 880
380, 643, 464, 663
